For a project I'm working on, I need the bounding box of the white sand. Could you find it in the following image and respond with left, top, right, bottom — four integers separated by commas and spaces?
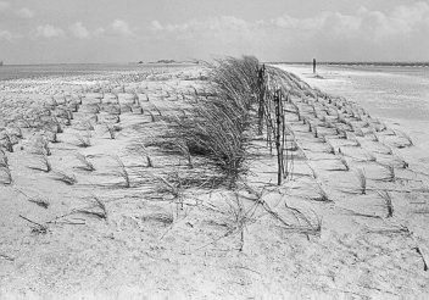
0, 65, 428, 299
281, 64, 429, 180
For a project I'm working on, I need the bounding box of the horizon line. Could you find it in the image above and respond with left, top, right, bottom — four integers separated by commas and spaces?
2, 60, 429, 67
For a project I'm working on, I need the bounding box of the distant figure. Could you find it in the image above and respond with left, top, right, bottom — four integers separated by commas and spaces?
313, 58, 316, 74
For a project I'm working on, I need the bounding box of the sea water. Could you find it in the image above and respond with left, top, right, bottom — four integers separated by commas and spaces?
0, 63, 188, 81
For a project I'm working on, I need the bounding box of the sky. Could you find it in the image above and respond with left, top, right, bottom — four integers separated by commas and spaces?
0, 0, 429, 64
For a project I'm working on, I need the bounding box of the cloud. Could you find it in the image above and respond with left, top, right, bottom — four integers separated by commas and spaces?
257, 2, 429, 42
149, 1, 429, 61
151, 20, 163, 31
265, 14, 325, 31
0, 1, 9, 11
93, 27, 105, 36
66, 20, 136, 39
35, 25, 65, 38
0, 29, 13, 41
153, 16, 250, 33
110, 19, 135, 37
151, 16, 253, 41
16, 7, 35, 18
85, 19, 136, 38
69, 22, 90, 39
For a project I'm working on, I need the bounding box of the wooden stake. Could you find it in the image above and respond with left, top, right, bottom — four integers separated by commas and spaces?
257, 64, 266, 135
274, 89, 284, 185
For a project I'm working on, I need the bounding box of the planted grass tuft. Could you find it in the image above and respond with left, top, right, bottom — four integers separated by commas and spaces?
76, 153, 95, 172
378, 190, 394, 218
340, 157, 350, 171
15, 188, 50, 209
113, 156, 130, 188
135, 142, 154, 168
396, 130, 413, 147
0, 165, 12, 185
1, 133, 14, 152
75, 132, 91, 148
53, 171, 77, 185
104, 123, 121, 140
30, 154, 52, 173
312, 184, 331, 202
356, 168, 367, 195
0, 151, 8, 168
384, 164, 396, 182
76, 196, 107, 220
31, 136, 51, 156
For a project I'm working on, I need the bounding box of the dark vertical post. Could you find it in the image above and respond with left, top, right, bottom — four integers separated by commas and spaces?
313, 58, 317, 74
274, 89, 284, 185
281, 93, 287, 179
257, 64, 266, 135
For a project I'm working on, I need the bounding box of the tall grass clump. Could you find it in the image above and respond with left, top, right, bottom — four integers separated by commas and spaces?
172, 56, 261, 186
208, 56, 261, 114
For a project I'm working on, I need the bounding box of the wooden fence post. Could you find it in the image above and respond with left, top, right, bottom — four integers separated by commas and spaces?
274, 89, 284, 185
257, 64, 266, 135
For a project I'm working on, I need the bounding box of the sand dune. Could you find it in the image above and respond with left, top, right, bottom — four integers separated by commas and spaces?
0, 62, 428, 299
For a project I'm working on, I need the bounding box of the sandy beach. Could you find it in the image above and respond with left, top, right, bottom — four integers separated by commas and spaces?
1, 61, 429, 299
281, 64, 429, 181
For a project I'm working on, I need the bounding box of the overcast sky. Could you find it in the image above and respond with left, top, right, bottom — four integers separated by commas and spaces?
1, 0, 429, 64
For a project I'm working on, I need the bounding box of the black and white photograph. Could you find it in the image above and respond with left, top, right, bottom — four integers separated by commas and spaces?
1, 0, 429, 299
